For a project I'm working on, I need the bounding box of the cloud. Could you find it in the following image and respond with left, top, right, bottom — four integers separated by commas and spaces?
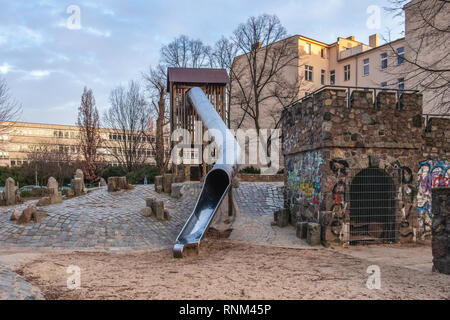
29, 70, 51, 78
84, 27, 111, 38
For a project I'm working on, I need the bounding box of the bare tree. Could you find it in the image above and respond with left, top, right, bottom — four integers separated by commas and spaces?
160, 35, 212, 68
27, 143, 74, 186
103, 81, 151, 171
386, 0, 450, 112
0, 77, 21, 133
142, 64, 171, 174
229, 14, 299, 131
77, 87, 103, 182
211, 36, 240, 127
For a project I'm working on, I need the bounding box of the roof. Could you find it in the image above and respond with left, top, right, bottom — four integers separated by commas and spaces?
167, 67, 229, 92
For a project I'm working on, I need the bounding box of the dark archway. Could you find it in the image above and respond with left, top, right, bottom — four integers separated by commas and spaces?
349, 168, 397, 243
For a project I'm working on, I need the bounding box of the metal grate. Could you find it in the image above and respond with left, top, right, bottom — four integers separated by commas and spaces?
349, 168, 399, 244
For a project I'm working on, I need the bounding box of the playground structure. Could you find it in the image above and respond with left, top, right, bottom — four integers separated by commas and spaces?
168, 67, 229, 182
173, 87, 240, 258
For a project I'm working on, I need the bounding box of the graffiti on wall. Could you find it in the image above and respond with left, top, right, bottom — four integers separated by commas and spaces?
287, 151, 324, 214
328, 159, 349, 238
417, 159, 450, 235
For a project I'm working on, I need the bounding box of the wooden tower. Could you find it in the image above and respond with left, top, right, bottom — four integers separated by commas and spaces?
168, 67, 229, 181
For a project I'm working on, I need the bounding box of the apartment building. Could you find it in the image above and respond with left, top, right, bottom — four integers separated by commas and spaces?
0, 121, 169, 167
230, 0, 447, 133
230, 33, 408, 132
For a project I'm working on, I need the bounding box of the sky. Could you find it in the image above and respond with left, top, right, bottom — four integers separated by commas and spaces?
0, 0, 404, 126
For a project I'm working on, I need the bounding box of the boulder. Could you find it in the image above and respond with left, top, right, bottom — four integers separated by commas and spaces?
10, 209, 21, 221
71, 178, 85, 196
154, 201, 165, 220
36, 197, 51, 207
46, 177, 62, 204
107, 176, 129, 192
307, 223, 321, 246
75, 169, 84, 179
18, 206, 37, 224
140, 207, 153, 217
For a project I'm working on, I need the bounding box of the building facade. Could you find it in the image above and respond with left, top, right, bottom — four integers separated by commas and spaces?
0, 121, 168, 167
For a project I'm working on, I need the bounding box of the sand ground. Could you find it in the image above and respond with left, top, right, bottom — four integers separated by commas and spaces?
12, 240, 450, 300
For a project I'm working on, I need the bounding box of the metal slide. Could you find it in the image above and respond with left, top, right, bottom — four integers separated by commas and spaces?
173, 87, 240, 258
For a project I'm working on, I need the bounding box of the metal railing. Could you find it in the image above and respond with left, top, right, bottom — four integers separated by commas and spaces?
285, 85, 419, 110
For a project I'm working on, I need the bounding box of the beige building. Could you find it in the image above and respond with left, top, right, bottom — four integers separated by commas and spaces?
0, 121, 168, 167
231, 33, 408, 132
230, 0, 447, 133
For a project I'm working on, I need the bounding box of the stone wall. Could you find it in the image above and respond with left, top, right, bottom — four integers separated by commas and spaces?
431, 187, 450, 274
423, 117, 450, 159
282, 89, 424, 244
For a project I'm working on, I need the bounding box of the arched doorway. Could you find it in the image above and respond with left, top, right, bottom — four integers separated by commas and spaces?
349, 168, 397, 244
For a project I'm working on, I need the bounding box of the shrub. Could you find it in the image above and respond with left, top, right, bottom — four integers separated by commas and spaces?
239, 166, 261, 174
101, 165, 159, 185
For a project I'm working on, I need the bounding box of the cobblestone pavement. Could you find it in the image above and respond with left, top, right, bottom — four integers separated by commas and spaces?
0, 182, 309, 300
231, 182, 310, 248
0, 266, 43, 300
0, 182, 300, 252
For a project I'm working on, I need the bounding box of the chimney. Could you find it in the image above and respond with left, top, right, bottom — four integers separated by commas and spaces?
369, 34, 380, 47
251, 42, 262, 51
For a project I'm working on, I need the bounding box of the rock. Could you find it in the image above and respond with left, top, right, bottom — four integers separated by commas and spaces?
275, 209, 289, 228
10, 209, 21, 221
164, 210, 171, 221
4, 177, 17, 206
140, 207, 153, 218
18, 206, 37, 224
46, 177, 62, 204
154, 201, 165, 220
163, 174, 172, 194
107, 176, 128, 192
32, 210, 48, 223
296, 221, 308, 239
155, 176, 163, 193
307, 223, 321, 246
47, 177, 58, 194
66, 189, 75, 197
36, 197, 51, 207
71, 178, 85, 196
170, 183, 183, 199
75, 169, 84, 179
146, 197, 155, 208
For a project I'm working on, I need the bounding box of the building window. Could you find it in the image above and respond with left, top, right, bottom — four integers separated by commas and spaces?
305, 65, 313, 82
305, 43, 311, 55
381, 53, 388, 70
397, 47, 404, 65
321, 48, 325, 58
398, 78, 405, 91
363, 58, 370, 76
381, 81, 388, 89
330, 70, 335, 85
344, 64, 350, 81
321, 70, 325, 85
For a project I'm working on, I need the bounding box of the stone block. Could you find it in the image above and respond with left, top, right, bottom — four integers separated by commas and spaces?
146, 197, 155, 208
4, 177, 17, 206
155, 176, 163, 193
18, 206, 37, 224
163, 174, 172, 194
296, 221, 308, 239
307, 223, 321, 246
140, 207, 153, 218
170, 183, 183, 199
10, 209, 20, 221
275, 209, 289, 228
154, 201, 165, 220
107, 176, 128, 193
